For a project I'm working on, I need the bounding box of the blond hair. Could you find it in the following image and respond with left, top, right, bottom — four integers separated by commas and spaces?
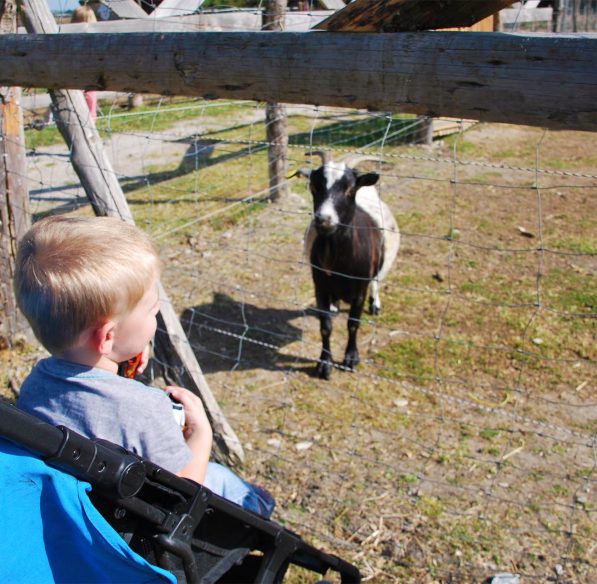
14, 215, 161, 354
71, 5, 97, 23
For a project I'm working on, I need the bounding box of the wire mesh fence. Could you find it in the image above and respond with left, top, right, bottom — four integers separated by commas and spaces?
16, 92, 597, 582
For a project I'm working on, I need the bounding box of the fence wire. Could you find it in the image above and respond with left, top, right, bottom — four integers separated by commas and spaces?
19, 92, 597, 583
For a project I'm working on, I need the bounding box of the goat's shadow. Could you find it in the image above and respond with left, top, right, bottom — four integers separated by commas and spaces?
180, 292, 317, 375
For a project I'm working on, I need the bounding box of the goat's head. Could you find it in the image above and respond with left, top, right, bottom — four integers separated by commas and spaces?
299, 151, 380, 236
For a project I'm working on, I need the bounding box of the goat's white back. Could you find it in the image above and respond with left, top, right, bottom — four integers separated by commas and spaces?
355, 186, 400, 282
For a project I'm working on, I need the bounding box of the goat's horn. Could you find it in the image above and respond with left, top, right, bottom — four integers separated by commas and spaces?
288, 168, 311, 179
305, 150, 331, 165
340, 154, 381, 168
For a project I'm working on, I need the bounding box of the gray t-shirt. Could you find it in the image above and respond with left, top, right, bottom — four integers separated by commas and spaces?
17, 356, 192, 474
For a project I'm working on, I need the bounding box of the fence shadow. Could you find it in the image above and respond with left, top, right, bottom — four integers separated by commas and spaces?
180, 292, 315, 374
119, 114, 418, 195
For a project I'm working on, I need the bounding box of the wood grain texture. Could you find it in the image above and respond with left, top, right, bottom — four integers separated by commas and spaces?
313, 0, 514, 32
1, 31, 595, 131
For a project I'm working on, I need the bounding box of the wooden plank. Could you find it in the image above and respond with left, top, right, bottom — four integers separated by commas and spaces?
151, 0, 204, 19
49, 10, 332, 33
99, 0, 148, 19
317, 0, 346, 9
19, 0, 244, 466
432, 118, 477, 138
314, 0, 514, 32
442, 15, 496, 32
1, 31, 595, 131
500, 6, 553, 24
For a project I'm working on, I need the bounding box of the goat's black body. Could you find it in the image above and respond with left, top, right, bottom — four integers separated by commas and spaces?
301, 156, 398, 380
310, 208, 383, 379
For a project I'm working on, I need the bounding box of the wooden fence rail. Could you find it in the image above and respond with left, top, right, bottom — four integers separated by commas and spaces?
0, 31, 595, 131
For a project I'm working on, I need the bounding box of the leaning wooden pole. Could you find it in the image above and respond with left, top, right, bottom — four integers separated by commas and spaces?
0, 0, 31, 346
0, 31, 595, 131
19, 0, 244, 466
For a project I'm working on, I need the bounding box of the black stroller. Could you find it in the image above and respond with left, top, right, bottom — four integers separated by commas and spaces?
0, 400, 360, 583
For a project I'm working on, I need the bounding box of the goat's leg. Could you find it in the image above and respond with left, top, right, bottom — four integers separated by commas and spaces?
317, 310, 333, 379
343, 296, 366, 371
314, 286, 334, 379
369, 279, 381, 315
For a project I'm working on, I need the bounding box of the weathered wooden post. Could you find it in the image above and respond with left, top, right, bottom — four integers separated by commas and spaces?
263, 0, 289, 202
415, 116, 434, 145
552, 0, 562, 32
17, 0, 244, 465
20, 0, 133, 219
0, 0, 31, 347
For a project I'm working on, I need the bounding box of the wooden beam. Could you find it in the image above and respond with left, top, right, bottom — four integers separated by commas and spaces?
0, 31, 595, 131
314, 0, 514, 32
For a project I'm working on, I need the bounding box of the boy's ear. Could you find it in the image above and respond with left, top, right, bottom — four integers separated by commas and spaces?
92, 321, 116, 355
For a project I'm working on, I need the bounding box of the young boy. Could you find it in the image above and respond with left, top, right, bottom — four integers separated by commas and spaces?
14, 215, 274, 518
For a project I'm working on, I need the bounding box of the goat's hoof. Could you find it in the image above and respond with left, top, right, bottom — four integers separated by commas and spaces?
342, 354, 359, 372
316, 361, 332, 380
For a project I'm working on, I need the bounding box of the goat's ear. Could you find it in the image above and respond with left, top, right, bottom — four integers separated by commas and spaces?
355, 172, 379, 188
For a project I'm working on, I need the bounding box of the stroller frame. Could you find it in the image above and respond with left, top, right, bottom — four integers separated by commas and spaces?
0, 400, 360, 583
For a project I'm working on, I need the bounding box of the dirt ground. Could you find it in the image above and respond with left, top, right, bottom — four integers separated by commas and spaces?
4, 113, 596, 583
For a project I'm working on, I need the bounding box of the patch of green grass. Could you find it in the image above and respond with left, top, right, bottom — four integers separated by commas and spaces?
395, 211, 427, 231
470, 171, 504, 182
289, 113, 419, 149
25, 98, 259, 150
374, 338, 435, 382
443, 135, 476, 154
401, 473, 419, 485
459, 281, 485, 295
476, 220, 491, 233
457, 273, 538, 306
479, 428, 500, 440
551, 484, 569, 497
102, 99, 251, 135
543, 268, 596, 313
418, 496, 444, 519
25, 124, 62, 149
549, 237, 597, 255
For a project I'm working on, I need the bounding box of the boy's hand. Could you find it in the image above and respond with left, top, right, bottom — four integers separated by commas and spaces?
166, 386, 213, 485
164, 386, 213, 442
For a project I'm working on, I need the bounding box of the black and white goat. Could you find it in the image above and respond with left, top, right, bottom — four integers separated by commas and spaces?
300, 151, 400, 379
